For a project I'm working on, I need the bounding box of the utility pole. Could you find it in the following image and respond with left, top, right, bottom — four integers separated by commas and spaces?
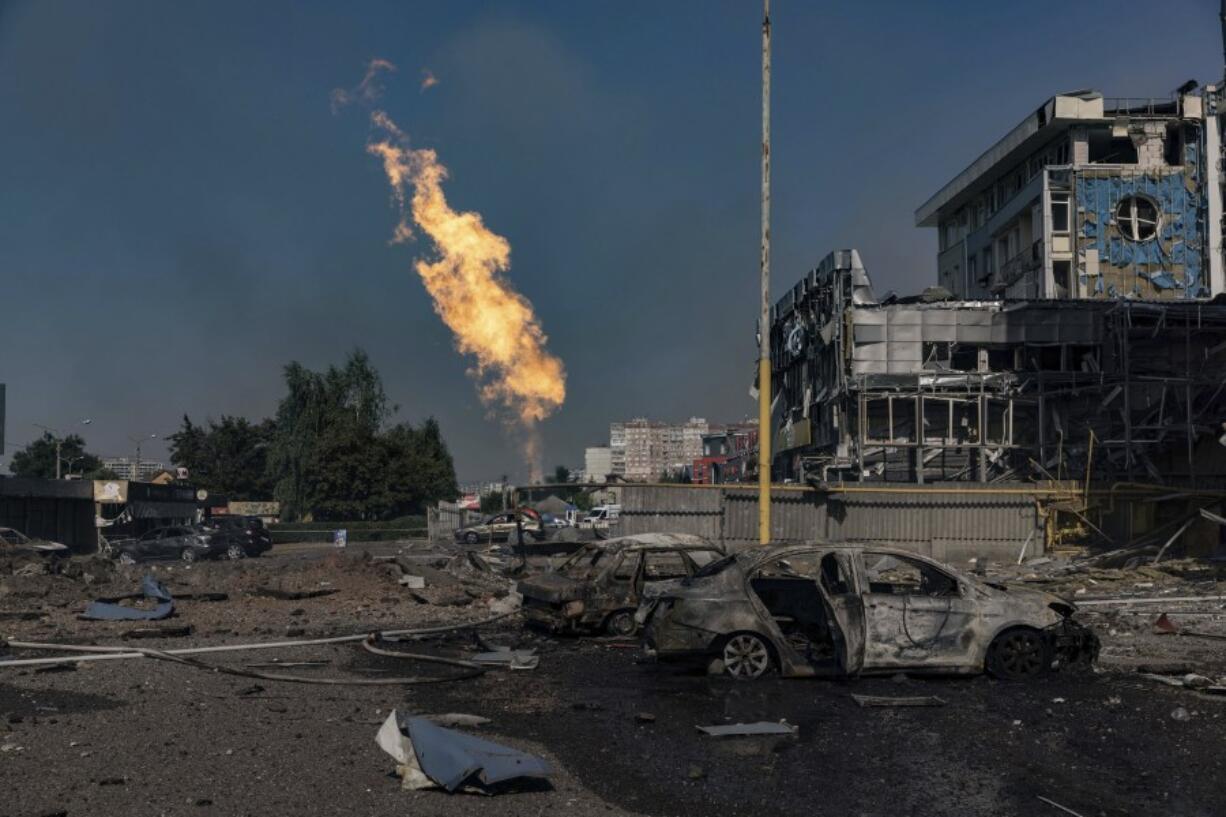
128, 433, 156, 481
758, 0, 772, 545
34, 419, 91, 479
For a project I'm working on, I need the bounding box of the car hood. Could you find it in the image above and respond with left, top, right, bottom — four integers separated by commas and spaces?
974, 580, 1077, 616
517, 572, 586, 604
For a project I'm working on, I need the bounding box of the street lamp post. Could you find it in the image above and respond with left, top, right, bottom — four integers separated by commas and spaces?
128, 433, 157, 481
758, 0, 772, 545
33, 419, 92, 480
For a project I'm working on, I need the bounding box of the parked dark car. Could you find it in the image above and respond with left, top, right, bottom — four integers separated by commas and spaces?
196, 515, 272, 557
0, 526, 70, 558
639, 544, 1098, 681
518, 533, 725, 636
114, 525, 237, 564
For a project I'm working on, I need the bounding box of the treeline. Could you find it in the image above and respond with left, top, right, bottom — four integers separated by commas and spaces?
169, 350, 459, 522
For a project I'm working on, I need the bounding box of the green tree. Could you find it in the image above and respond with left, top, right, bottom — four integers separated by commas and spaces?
168, 415, 276, 499
552, 464, 571, 484
265, 349, 459, 521
9, 433, 102, 479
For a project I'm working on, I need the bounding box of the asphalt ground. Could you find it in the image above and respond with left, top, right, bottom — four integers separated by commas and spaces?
2, 542, 1224, 817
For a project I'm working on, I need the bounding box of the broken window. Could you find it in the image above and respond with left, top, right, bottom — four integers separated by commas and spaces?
1115, 196, 1159, 242
686, 549, 722, 569
643, 551, 689, 581
949, 345, 978, 372
1053, 260, 1073, 298
819, 553, 851, 595
859, 553, 959, 598
1050, 193, 1070, 233
612, 552, 641, 582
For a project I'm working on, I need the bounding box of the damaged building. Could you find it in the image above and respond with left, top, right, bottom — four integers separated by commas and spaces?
768, 84, 1226, 547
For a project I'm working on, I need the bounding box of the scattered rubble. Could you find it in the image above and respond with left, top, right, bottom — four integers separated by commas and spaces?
696, 721, 798, 737
375, 710, 550, 794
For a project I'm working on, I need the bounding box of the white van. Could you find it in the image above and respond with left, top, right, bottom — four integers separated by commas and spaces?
581, 505, 621, 527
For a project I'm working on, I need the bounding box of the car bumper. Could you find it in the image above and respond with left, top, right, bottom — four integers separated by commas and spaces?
1046, 618, 1100, 667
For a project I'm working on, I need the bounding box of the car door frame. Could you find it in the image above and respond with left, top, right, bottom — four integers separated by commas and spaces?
853, 549, 982, 673
740, 546, 865, 678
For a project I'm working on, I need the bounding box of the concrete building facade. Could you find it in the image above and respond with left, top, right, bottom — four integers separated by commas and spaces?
917, 89, 1223, 301
584, 446, 613, 483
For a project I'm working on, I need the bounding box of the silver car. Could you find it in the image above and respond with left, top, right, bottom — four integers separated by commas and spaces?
639, 543, 1097, 681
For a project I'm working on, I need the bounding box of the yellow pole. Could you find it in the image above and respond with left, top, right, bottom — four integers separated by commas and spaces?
758, 0, 772, 545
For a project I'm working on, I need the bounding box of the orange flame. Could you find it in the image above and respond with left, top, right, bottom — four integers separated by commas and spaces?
367, 110, 566, 477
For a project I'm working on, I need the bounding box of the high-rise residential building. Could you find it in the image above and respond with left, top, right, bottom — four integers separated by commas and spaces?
606, 417, 709, 481
102, 457, 165, 482
584, 446, 613, 483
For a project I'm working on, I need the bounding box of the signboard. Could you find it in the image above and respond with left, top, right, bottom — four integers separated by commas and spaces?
93, 480, 128, 504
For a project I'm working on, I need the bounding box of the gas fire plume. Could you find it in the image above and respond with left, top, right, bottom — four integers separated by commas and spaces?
363, 104, 565, 482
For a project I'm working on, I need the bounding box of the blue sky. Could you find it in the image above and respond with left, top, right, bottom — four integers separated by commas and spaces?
1, 0, 1221, 481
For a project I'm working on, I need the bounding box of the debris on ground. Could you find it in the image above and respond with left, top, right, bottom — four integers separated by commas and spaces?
375, 709, 550, 793
696, 721, 798, 737
420, 713, 491, 728
850, 694, 947, 708
468, 647, 539, 670
121, 624, 193, 639
80, 574, 174, 621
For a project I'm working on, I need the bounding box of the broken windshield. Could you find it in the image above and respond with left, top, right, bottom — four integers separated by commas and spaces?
556, 546, 608, 580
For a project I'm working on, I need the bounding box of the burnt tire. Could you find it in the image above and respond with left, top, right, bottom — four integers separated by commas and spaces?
721, 632, 774, 680
180, 548, 197, 564
605, 609, 637, 637
987, 626, 1051, 680
464, 532, 479, 545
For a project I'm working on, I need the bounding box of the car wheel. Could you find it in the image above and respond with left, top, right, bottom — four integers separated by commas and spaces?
722, 632, 773, 680
118, 552, 137, 566
987, 627, 1051, 680
464, 532, 479, 545
180, 548, 197, 564
225, 544, 246, 561
605, 610, 637, 637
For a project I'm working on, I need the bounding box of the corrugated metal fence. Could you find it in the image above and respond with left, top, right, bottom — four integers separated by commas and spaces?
616, 483, 1043, 563
427, 501, 484, 543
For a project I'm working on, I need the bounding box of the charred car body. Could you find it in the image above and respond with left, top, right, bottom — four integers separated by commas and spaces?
518, 533, 725, 636
640, 544, 1097, 680
0, 526, 70, 559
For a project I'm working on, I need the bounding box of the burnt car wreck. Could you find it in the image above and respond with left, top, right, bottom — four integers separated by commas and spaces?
517, 533, 725, 636
639, 544, 1098, 680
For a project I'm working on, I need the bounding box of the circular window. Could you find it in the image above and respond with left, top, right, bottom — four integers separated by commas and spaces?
1115, 196, 1160, 242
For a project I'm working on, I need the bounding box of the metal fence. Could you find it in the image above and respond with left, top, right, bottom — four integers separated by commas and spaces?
428, 501, 484, 543
614, 483, 1044, 563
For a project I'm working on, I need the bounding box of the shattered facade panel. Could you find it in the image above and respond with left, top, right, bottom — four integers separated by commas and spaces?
768, 251, 1226, 486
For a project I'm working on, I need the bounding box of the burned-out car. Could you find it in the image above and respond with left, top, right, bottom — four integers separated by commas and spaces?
0, 527, 70, 558
639, 544, 1098, 680
518, 533, 725, 636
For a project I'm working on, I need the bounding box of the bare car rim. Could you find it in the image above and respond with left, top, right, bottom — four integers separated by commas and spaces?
992, 629, 1047, 679
723, 633, 771, 679
118, 552, 136, 565
465, 532, 479, 545
606, 610, 636, 637
226, 544, 245, 560
181, 549, 197, 563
